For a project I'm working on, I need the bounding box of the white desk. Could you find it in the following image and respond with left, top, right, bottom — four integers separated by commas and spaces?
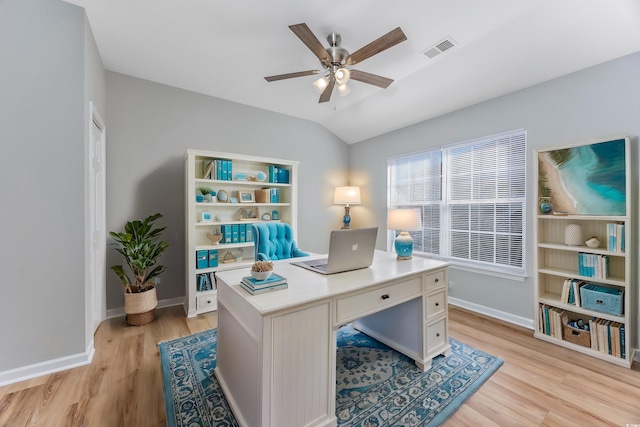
214, 250, 450, 427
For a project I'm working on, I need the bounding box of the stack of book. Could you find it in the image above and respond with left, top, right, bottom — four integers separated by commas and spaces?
240, 273, 288, 295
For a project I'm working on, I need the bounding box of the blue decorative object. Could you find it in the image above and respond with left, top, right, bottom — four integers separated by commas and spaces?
271, 210, 279, 220
256, 171, 267, 182
394, 231, 414, 259
196, 194, 204, 203
159, 325, 503, 427
539, 196, 553, 214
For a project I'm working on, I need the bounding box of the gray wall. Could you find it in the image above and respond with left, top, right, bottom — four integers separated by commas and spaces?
0, 0, 104, 371
105, 72, 348, 309
350, 52, 640, 344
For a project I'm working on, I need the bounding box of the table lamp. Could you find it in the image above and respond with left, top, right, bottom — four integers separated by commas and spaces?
388, 209, 422, 259
333, 186, 361, 229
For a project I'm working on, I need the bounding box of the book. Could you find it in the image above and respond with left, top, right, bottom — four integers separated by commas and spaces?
240, 282, 288, 295
241, 273, 287, 289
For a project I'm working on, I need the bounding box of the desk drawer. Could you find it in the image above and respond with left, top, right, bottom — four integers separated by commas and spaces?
426, 318, 447, 353
425, 270, 445, 290
336, 277, 421, 324
197, 294, 217, 312
425, 290, 446, 322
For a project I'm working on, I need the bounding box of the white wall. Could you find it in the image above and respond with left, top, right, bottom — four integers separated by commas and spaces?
350, 52, 640, 345
104, 72, 348, 309
0, 0, 104, 372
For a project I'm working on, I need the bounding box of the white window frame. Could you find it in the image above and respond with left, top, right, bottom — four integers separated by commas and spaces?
387, 129, 527, 276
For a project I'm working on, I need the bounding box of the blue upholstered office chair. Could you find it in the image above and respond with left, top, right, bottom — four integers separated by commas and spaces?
252, 222, 309, 261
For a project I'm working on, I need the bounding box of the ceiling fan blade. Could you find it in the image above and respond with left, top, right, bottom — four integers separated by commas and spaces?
264, 70, 320, 82
346, 27, 407, 66
319, 77, 335, 103
289, 23, 331, 65
349, 70, 394, 89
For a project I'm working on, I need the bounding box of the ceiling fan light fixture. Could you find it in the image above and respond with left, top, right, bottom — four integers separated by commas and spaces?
337, 83, 351, 97
334, 67, 351, 85
313, 76, 329, 94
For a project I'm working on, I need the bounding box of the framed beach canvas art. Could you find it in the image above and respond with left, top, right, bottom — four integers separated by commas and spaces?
538, 138, 627, 216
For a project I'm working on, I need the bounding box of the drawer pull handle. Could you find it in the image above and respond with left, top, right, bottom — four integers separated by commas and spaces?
434, 278, 439, 283
436, 332, 440, 337
381, 294, 390, 300
435, 302, 440, 307
207, 300, 212, 304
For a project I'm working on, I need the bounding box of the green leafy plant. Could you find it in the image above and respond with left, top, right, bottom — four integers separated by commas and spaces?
109, 213, 169, 293
198, 186, 213, 195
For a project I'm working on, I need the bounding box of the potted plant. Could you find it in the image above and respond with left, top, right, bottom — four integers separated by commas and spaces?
109, 212, 169, 325
198, 186, 215, 202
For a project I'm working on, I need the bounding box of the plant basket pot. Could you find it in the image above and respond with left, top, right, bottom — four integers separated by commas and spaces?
124, 285, 158, 326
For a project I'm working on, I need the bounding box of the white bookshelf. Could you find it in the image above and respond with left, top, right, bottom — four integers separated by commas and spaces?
534, 139, 635, 368
184, 149, 299, 317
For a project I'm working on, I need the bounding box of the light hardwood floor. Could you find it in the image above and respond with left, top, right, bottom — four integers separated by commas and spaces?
1, 305, 639, 426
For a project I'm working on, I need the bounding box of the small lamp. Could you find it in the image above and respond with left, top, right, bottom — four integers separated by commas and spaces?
333, 186, 361, 229
388, 209, 422, 260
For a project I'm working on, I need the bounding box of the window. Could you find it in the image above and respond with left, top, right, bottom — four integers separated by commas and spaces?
388, 129, 526, 275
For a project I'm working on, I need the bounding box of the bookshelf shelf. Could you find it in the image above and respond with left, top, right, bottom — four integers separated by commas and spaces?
184, 149, 299, 317
534, 138, 635, 368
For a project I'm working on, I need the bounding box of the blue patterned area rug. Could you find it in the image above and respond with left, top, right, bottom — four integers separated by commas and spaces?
159, 324, 503, 427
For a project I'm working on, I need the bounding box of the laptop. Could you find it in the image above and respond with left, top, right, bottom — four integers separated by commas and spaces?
292, 227, 378, 275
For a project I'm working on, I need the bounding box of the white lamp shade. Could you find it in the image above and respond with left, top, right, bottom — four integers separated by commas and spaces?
337, 83, 351, 97
335, 68, 351, 85
313, 76, 329, 94
388, 209, 422, 231
333, 186, 361, 205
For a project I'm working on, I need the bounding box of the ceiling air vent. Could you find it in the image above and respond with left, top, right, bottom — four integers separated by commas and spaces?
421, 37, 457, 59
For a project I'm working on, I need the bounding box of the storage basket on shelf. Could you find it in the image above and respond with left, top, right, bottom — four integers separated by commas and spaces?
562, 319, 591, 348
579, 284, 623, 316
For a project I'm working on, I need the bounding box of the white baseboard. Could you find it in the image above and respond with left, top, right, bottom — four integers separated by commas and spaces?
0, 339, 95, 387
1, 296, 184, 387
105, 296, 185, 319
449, 296, 535, 330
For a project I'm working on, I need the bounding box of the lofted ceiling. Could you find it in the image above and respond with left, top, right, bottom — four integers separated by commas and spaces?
66, 0, 640, 144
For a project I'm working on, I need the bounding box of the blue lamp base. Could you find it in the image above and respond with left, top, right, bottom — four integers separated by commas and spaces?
342, 206, 351, 229
394, 231, 414, 260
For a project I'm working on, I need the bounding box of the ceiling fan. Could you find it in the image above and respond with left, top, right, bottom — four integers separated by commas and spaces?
264, 23, 407, 103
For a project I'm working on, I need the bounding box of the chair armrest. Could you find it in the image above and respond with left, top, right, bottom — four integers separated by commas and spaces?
292, 248, 310, 258
257, 252, 270, 261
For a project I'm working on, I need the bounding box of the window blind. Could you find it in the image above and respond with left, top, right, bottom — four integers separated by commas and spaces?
388, 129, 526, 275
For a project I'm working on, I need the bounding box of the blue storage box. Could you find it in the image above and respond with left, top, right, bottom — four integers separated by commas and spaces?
196, 250, 208, 269
579, 284, 623, 316
208, 249, 218, 268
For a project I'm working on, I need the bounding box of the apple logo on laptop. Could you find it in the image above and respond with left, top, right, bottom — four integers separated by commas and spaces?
352, 243, 358, 251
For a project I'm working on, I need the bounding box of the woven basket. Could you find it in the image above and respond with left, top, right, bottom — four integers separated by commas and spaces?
124, 286, 158, 326
126, 310, 156, 326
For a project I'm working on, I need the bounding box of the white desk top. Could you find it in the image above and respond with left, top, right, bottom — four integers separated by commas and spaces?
216, 250, 449, 315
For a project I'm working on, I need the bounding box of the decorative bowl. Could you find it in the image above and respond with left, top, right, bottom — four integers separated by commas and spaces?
585, 237, 600, 248
251, 270, 272, 281
256, 171, 267, 182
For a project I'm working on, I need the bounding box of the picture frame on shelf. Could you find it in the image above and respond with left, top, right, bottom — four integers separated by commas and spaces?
200, 211, 212, 222
240, 207, 259, 221
239, 191, 255, 203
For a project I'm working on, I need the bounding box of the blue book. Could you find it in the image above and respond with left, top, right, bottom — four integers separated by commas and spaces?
276, 168, 289, 184
620, 324, 626, 358
241, 273, 287, 289
216, 160, 223, 181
